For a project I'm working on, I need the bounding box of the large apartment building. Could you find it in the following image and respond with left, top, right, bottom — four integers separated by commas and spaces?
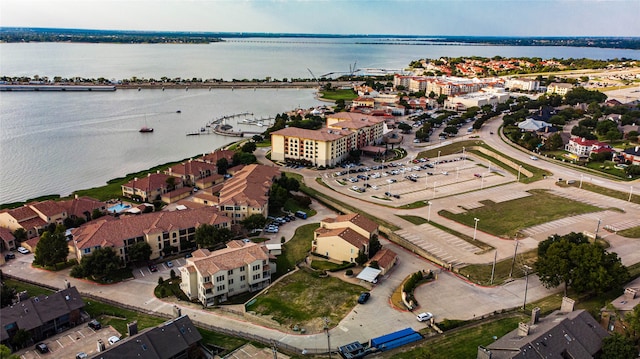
180, 240, 274, 306
270, 113, 385, 167
393, 74, 502, 96
217, 164, 280, 222
71, 207, 230, 263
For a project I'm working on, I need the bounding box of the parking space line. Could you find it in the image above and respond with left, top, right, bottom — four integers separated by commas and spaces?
139, 269, 145, 277
56, 339, 64, 348
68, 334, 76, 342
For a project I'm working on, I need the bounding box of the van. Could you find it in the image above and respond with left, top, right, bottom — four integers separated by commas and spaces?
295, 211, 307, 219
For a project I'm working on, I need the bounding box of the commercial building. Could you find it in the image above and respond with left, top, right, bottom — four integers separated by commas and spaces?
505, 77, 541, 92
270, 113, 385, 167
444, 88, 510, 111
180, 240, 274, 306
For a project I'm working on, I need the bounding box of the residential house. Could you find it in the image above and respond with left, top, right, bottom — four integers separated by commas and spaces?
92, 315, 202, 359
368, 248, 398, 276
160, 187, 193, 204
565, 136, 614, 159
200, 149, 235, 165
165, 159, 218, 186
121, 173, 184, 202
352, 96, 375, 108
28, 200, 68, 226
71, 207, 230, 263
1, 287, 84, 347
546, 82, 574, 96
478, 301, 608, 359
517, 118, 552, 132
622, 146, 640, 165
313, 213, 379, 263
180, 240, 274, 306
217, 164, 280, 222
0, 227, 17, 251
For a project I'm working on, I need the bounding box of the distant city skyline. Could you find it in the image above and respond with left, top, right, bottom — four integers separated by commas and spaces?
1, 0, 639, 37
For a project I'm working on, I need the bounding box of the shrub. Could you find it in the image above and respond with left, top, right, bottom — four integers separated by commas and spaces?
158, 276, 164, 285
170, 269, 176, 279
345, 269, 353, 276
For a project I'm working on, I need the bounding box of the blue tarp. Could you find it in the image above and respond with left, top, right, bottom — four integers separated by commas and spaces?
370, 327, 416, 348
377, 332, 423, 351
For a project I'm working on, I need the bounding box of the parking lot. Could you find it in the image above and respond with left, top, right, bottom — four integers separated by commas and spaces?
15, 324, 121, 359
324, 153, 516, 206
131, 257, 186, 281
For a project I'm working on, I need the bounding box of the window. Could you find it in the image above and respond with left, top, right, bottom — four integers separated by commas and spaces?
216, 285, 225, 291
83, 248, 91, 254
227, 269, 233, 275
252, 264, 260, 271
253, 274, 261, 280
203, 276, 210, 283
240, 267, 245, 272
216, 275, 224, 282
228, 278, 234, 285
240, 275, 246, 281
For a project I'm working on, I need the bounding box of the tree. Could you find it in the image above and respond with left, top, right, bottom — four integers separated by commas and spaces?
252, 134, 263, 143
397, 123, 412, 134
241, 141, 257, 153
356, 249, 368, 266
34, 225, 69, 269
536, 232, 628, 295
71, 247, 121, 281
195, 224, 233, 249
0, 344, 20, 359
232, 151, 257, 165
369, 234, 381, 259
600, 333, 637, 359
216, 157, 229, 175
545, 133, 564, 151
128, 241, 152, 263
241, 214, 268, 232
12, 228, 27, 242
11, 329, 31, 350
1, 284, 16, 308
165, 176, 176, 191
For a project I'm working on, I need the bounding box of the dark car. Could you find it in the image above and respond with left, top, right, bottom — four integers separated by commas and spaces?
148, 263, 158, 272
35, 343, 49, 353
357, 292, 370, 304
4, 253, 15, 260
88, 319, 102, 330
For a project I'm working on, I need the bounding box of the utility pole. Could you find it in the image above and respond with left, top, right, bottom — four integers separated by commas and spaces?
522, 265, 532, 310
509, 240, 519, 278
324, 317, 332, 359
490, 250, 497, 285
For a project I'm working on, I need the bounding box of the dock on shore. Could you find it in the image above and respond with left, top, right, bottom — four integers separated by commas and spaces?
0, 84, 116, 92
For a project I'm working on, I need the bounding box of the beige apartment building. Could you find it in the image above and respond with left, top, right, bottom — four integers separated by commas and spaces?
312, 213, 379, 263
71, 207, 230, 263
217, 164, 280, 222
270, 113, 385, 167
546, 82, 574, 96
180, 240, 274, 306
0, 200, 68, 238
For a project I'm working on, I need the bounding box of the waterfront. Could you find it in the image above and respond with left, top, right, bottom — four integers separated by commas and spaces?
2, 38, 640, 204
0, 88, 323, 204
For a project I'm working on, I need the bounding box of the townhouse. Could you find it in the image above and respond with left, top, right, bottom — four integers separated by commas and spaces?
546, 82, 574, 96
164, 159, 218, 187
71, 207, 230, 263
0, 200, 68, 238
180, 240, 274, 306
564, 136, 614, 159
313, 213, 379, 263
216, 164, 280, 222
121, 173, 184, 202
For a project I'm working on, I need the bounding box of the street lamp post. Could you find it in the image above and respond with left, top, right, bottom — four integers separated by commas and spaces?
462, 147, 466, 167
324, 317, 332, 359
481, 173, 485, 190
473, 218, 479, 242
595, 218, 602, 239
580, 174, 583, 189
427, 201, 432, 222
522, 265, 532, 310
517, 165, 522, 182
630, 186, 634, 202
435, 150, 441, 171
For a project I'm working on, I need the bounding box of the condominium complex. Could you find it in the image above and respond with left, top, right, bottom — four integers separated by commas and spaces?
393, 74, 503, 96
180, 240, 274, 306
216, 164, 280, 222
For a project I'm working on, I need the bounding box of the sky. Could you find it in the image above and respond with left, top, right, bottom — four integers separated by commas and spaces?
1, 0, 639, 37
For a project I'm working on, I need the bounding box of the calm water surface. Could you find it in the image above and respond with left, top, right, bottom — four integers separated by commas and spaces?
2, 39, 639, 204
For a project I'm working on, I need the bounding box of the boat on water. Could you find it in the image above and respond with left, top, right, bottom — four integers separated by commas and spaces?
176, 110, 181, 113
139, 127, 154, 133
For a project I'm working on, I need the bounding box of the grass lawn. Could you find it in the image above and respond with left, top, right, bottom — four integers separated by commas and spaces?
4, 278, 55, 297
319, 89, 358, 101
458, 249, 538, 285
397, 215, 429, 225
440, 189, 602, 238
387, 315, 526, 359
154, 278, 189, 300
619, 226, 640, 238
310, 260, 344, 271
275, 223, 319, 276
283, 198, 317, 217
560, 181, 640, 205
246, 269, 365, 332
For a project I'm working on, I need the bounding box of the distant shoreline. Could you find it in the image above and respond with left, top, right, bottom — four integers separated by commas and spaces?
0, 81, 338, 91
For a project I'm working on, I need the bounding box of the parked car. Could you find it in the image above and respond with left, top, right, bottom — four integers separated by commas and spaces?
166, 261, 174, 268
35, 343, 49, 353
108, 336, 121, 345
295, 211, 307, 219
185, 253, 193, 259
416, 312, 433, 322
88, 319, 102, 330
148, 263, 158, 272
4, 253, 15, 260
17, 246, 29, 254
357, 292, 371, 304
76, 352, 88, 359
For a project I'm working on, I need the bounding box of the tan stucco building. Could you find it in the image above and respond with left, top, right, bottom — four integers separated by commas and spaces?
313, 213, 379, 263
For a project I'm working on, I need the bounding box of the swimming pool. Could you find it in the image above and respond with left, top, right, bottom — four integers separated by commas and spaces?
108, 203, 132, 213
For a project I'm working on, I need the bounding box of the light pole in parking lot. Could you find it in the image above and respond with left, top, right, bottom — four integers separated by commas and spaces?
517, 165, 522, 182
522, 265, 532, 310
481, 173, 485, 190
630, 186, 635, 202
435, 150, 441, 171
427, 201, 432, 222
473, 218, 479, 242
462, 147, 466, 167
580, 174, 583, 189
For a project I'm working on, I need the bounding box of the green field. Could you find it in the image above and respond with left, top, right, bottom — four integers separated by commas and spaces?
275, 222, 318, 276
440, 189, 602, 238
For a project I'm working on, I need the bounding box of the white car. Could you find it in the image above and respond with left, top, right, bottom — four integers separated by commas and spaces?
416, 312, 433, 322
530, 156, 538, 160
17, 246, 29, 254
108, 336, 120, 345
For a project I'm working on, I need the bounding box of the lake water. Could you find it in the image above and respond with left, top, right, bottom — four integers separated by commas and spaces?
2, 38, 639, 204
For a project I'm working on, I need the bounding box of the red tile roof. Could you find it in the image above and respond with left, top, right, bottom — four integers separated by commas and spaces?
369, 248, 397, 269
72, 207, 229, 251
28, 200, 66, 217
189, 241, 269, 276
218, 164, 280, 208
58, 197, 107, 218
123, 173, 182, 193
323, 213, 378, 234
201, 150, 235, 164
315, 227, 369, 249
271, 127, 352, 141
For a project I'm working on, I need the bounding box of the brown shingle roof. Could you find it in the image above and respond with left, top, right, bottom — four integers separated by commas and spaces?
315, 227, 369, 249
323, 213, 378, 234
